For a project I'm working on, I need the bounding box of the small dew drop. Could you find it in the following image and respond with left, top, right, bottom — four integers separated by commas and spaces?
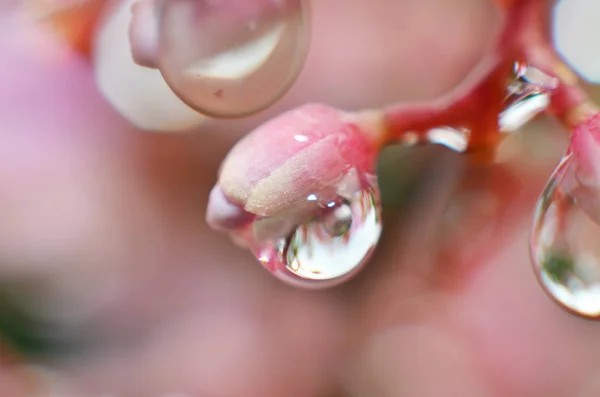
531, 154, 600, 317
157, 0, 310, 118
499, 61, 558, 133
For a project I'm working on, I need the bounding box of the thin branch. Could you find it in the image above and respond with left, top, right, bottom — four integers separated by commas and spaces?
381, 0, 598, 156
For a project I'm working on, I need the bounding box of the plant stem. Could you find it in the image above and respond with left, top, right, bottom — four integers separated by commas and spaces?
380, 0, 598, 157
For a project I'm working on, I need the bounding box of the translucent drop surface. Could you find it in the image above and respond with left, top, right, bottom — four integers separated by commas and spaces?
157, 0, 309, 118
499, 62, 558, 133
531, 154, 600, 317
244, 172, 382, 288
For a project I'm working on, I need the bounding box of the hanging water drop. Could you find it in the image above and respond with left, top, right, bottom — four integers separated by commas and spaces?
208, 104, 384, 287
236, 171, 382, 288
499, 61, 559, 133
156, 0, 310, 118
531, 153, 600, 317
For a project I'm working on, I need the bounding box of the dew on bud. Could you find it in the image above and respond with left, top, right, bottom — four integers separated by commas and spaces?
499, 61, 558, 133
531, 154, 600, 317
245, 171, 382, 287
157, 0, 310, 118
209, 104, 383, 287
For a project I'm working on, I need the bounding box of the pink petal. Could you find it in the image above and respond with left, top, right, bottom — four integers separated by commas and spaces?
219, 104, 377, 216
129, 0, 159, 68
571, 113, 600, 189
206, 185, 255, 231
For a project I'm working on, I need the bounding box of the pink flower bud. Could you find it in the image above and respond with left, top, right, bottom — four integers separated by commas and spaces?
561, 112, 600, 223
215, 104, 381, 220
205, 185, 255, 231
569, 112, 600, 190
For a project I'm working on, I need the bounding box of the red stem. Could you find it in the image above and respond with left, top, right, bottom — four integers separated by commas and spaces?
381, 0, 598, 158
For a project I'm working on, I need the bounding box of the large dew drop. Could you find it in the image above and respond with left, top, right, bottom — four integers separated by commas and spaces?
157, 0, 310, 118
531, 153, 600, 317
241, 171, 382, 288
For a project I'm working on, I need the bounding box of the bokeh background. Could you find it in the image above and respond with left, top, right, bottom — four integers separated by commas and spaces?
0, 0, 599, 396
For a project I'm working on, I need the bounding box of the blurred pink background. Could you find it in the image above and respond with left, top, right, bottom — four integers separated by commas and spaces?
1, 1, 600, 396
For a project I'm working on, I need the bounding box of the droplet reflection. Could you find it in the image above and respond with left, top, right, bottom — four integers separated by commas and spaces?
499, 61, 558, 133
239, 171, 382, 288
280, 188, 380, 282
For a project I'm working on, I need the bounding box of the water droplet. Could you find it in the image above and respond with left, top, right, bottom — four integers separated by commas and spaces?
156, 0, 310, 118
531, 153, 600, 317
238, 171, 382, 288
499, 61, 559, 133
